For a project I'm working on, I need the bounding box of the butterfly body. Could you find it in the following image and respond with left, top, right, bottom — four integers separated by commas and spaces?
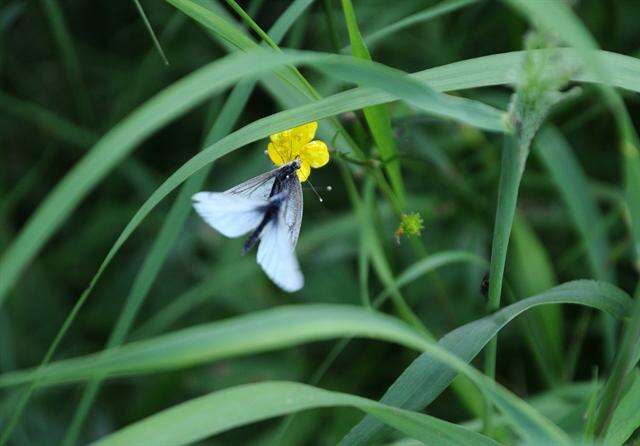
242, 193, 284, 254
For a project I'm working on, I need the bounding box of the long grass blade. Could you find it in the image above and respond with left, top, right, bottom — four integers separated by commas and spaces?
92, 381, 500, 446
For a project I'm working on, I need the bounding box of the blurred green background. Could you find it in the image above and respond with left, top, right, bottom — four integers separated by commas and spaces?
2, 0, 640, 444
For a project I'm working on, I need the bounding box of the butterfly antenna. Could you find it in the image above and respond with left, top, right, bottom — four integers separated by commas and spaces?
307, 180, 325, 203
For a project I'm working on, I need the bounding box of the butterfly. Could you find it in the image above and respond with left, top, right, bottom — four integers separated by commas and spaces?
192, 159, 304, 292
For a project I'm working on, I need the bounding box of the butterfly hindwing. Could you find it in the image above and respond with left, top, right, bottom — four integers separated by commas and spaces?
281, 173, 303, 248
256, 212, 304, 292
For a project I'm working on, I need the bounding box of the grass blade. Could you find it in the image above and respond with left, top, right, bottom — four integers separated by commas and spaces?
132, 0, 170, 66
92, 381, 500, 446
337, 159, 426, 333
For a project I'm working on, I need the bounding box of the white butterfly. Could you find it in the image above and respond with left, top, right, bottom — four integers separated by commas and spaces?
192, 159, 304, 292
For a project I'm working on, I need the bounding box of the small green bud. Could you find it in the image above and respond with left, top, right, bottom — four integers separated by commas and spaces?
395, 212, 424, 242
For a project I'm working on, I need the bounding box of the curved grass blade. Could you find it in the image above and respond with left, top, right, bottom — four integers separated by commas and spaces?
91, 381, 500, 446
339, 280, 631, 445
338, 158, 426, 333
9, 47, 639, 316
0, 305, 570, 444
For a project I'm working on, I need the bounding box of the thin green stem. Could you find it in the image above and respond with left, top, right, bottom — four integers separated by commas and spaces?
132, 0, 170, 66
482, 132, 529, 435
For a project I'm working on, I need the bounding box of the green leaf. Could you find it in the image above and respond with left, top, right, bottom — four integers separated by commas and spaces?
339, 280, 631, 445
341, 0, 406, 204
91, 381, 500, 446
0, 304, 570, 444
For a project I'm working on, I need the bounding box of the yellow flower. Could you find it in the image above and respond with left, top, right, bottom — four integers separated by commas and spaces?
267, 121, 330, 182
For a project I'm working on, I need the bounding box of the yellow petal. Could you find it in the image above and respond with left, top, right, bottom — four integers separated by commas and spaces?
296, 161, 311, 182
300, 140, 330, 168
267, 142, 287, 165
269, 129, 291, 145
290, 122, 317, 148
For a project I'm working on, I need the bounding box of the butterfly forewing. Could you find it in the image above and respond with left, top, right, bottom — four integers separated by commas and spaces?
225, 166, 280, 200
192, 192, 267, 238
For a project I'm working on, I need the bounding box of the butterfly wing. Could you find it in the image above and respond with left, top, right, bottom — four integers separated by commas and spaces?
225, 166, 281, 200
192, 192, 267, 238
280, 173, 303, 248
256, 212, 304, 292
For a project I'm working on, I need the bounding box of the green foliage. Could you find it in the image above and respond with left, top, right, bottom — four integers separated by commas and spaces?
2, 1, 640, 445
